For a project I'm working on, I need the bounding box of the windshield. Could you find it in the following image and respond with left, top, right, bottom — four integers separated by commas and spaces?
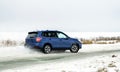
57, 32, 68, 38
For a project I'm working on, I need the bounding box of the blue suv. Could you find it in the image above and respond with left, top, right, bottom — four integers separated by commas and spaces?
25, 30, 82, 54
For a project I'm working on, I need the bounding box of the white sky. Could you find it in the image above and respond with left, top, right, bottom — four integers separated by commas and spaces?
0, 0, 120, 32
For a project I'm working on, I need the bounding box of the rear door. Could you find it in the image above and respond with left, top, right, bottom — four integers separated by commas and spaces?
42, 31, 60, 48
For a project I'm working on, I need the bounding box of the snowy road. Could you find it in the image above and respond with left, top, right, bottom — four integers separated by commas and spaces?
0, 44, 120, 72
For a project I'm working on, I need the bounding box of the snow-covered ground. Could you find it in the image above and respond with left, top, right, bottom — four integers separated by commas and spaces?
0, 32, 120, 72
0, 44, 120, 72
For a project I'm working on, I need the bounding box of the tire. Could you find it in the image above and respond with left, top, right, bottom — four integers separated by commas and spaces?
43, 45, 51, 54
70, 44, 79, 53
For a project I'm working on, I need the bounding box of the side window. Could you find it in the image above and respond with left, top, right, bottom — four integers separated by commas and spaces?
51, 32, 57, 37
42, 32, 57, 37
57, 32, 67, 38
42, 32, 48, 37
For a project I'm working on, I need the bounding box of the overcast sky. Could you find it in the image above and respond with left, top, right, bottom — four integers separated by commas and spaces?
0, 0, 120, 32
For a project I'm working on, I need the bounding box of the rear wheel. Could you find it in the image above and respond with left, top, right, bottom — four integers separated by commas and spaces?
43, 45, 51, 54
70, 44, 79, 53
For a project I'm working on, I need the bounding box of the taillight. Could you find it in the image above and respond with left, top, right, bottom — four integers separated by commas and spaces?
36, 37, 42, 42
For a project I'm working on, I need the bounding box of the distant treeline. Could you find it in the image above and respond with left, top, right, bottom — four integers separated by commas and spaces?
0, 40, 24, 47
92, 36, 120, 41
80, 36, 120, 44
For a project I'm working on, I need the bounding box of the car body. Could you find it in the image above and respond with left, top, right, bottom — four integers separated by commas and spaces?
25, 30, 82, 54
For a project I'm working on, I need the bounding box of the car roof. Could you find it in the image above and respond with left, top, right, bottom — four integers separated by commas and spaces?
30, 30, 62, 33
42, 30, 58, 32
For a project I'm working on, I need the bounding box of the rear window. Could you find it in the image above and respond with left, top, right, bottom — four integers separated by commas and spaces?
27, 32, 38, 38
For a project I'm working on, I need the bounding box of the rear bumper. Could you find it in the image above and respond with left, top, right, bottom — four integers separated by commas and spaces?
25, 43, 43, 48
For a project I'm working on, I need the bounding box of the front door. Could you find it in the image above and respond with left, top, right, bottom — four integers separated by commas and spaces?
56, 32, 70, 48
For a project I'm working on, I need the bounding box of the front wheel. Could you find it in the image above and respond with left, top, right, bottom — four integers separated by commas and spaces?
70, 44, 79, 53
43, 45, 51, 54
